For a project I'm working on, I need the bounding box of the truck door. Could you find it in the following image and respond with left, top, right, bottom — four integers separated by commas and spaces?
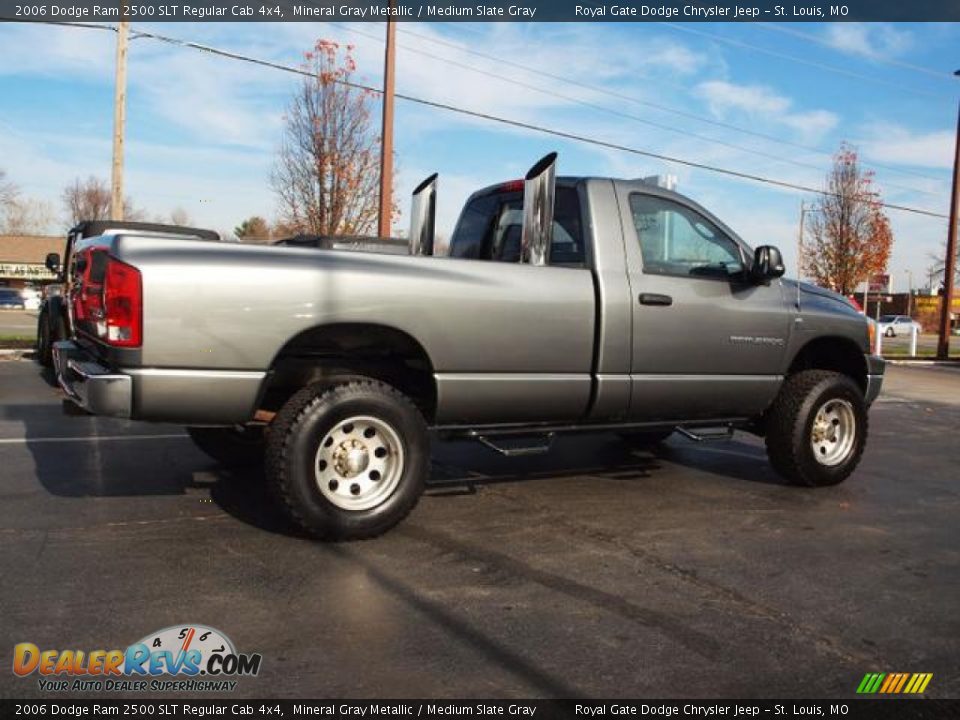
617, 187, 790, 422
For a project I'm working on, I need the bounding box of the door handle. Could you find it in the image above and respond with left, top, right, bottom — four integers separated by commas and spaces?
638, 293, 673, 306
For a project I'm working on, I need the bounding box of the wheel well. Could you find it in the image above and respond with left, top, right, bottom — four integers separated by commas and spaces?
787, 337, 867, 392
259, 323, 437, 421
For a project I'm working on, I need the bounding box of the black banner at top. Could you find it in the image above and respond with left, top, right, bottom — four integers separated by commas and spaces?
2, 0, 960, 23
2, 699, 960, 719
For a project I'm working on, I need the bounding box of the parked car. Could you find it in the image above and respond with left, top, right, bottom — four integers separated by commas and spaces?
20, 287, 41, 311
877, 314, 921, 337
53, 153, 883, 540
36, 220, 220, 366
0, 288, 26, 309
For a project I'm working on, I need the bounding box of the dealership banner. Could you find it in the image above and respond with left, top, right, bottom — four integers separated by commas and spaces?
0, 263, 57, 281
2, 699, 960, 719
3, 0, 959, 23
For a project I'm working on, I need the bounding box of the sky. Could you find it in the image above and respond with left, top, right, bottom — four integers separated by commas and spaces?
0, 19, 957, 291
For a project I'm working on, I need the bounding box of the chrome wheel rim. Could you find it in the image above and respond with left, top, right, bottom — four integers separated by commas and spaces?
315, 415, 404, 511
810, 399, 856, 466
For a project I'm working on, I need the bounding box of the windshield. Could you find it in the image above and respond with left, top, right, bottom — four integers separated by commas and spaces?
878, 315, 895, 323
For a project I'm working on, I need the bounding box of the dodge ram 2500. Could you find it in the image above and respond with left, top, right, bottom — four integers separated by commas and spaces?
53, 153, 884, 540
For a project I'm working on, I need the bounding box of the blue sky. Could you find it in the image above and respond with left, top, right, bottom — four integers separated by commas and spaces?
0, 20, 957, 289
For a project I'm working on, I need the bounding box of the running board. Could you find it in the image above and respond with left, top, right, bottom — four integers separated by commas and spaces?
675, 425, 735, 442
474, 433, 555, 457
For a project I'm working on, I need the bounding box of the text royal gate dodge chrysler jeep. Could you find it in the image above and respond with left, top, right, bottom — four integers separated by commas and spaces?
52, 154, 884, 540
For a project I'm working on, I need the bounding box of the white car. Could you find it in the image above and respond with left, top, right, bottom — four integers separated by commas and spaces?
877, 314, 921, 338
21, 287, 42, 311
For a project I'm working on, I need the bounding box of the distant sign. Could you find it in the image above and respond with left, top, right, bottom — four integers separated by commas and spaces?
866, 274, 890, 294
0, 263, 56, 280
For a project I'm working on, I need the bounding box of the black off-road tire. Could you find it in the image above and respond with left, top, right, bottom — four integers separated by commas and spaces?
37, 312, 53, 367
37, 308, 67, 368
765, 370, 867, 487
618, 429, 674, 447
187, 426, 265, 468
265, 379, 429, 541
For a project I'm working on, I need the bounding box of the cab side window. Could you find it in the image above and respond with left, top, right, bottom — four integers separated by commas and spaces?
448, 187, 585, 267
629, 194, 743, 279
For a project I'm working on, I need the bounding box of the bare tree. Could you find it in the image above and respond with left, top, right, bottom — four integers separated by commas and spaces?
271, 40, 391, 237
62, 176, 143, 226
169, 207, 192, 226
0, 169, 17, 209
801, 144, 893, 295
1, 198, 57, 235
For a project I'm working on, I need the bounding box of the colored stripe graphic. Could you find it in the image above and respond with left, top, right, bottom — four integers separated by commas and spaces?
858, 672, 932, 694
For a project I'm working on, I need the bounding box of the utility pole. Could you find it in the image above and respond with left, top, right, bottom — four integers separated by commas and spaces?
904, 269, 913, 317
110, 18, 130, 221
377, 12, 396, 238
796, 201, 807, 276
936, 69, 960, 359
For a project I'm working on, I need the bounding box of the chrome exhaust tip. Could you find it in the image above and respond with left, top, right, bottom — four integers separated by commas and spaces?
521, 152, 557, 266
408, 173, 438, 256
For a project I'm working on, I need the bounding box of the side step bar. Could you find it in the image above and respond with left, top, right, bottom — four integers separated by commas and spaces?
675, 424, 735, 442
474, 432, 555, 457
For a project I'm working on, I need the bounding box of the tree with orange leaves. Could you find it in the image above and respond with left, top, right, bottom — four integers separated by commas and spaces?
271, 40, 390, 237
801, 144, 892, 295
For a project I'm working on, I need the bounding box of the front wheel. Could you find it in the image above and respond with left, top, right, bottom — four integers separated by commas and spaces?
884, 328, 895, 337
765, 370, 867, 487
266, 379, 429, 540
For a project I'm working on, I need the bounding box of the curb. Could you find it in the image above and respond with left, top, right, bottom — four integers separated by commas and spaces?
886, 359, 960, 368
0, 349, 32, 359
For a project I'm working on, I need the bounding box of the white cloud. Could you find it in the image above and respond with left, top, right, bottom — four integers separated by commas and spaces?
823, 24, 913, 61
695, 81, 838, 143
856, 125, 956, 171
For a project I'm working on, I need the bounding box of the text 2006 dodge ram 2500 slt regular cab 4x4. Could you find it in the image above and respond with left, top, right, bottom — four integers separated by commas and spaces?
54, 153, 884, 540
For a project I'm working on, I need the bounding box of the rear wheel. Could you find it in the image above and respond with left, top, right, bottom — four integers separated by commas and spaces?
266, 379, 428, 540
187, 426, 265, 468
36, 311, 52, 367
765, 370, 867, 487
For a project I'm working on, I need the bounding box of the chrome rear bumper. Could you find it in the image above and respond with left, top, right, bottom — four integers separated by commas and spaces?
53, 340, 132, 418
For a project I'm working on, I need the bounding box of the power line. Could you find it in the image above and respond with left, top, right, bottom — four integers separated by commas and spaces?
333, 23, 858, 186
389, 23, 949, 187
754, 23, 952, 82
10, 20, 951, 221
659, 22, 951, 102
335, 21, 946, 197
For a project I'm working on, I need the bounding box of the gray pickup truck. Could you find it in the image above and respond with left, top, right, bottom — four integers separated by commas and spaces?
53, 153, 883, 540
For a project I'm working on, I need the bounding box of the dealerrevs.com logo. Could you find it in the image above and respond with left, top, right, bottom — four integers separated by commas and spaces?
13, 624, 262, 692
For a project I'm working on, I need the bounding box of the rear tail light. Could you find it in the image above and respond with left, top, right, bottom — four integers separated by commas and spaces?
72, 250, 142, 348
103, 257, 142, 347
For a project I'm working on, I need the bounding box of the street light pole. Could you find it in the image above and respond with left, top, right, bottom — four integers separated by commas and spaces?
936, 69, 960, 359
110, 19, 129, 221
377, 12, 396, 239
904, 269, 913, 317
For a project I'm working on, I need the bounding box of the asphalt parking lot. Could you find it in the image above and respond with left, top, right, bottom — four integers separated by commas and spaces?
1, 358, 958, 699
